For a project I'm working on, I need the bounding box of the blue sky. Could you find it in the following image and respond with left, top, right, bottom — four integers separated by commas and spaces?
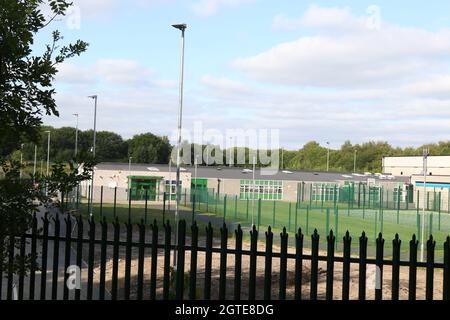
37, 0, 450, 149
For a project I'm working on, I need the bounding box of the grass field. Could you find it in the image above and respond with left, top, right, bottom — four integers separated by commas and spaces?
186, 196, 450, 260
73, 195, 450, 261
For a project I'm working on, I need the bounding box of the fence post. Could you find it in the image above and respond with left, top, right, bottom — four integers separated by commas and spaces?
443, 236, 450, 300
295, 228, 304, 300
409, 235, 418, 300
375, 233, 384, 300
28, 213, 38, 300
51, 213, 61, 300
75, 215, 83, 301
124, 222, 132, 300
87, 217, 96, 300
189, 222, 198, 300
392, 234, 401, 300
249, 225, 258, 300
326, 230, 335, 300
163, 221, 171, 300
279, 228, 288, 300
342, 231, 351, 300
99, 217, 108, 300
310, 230, 319, 300
175, 220, 186, 300
150, 220, 159, 300
359, 232, 368, 300
63, 215, 72, 300
234, 225, 243, 300
219, 223, 228, 300
264, 226, 273, 300
204, 223, 213, 300
39, 213, 49, 301
137, 221, 146, 300
111, 218, 120, 300
426, 236, 436, 300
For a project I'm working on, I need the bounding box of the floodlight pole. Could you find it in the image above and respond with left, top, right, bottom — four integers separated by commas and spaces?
172, 23, 187, 269
420, 148, 429, 262
88, 95, 98, 218
354, 149, 357, 173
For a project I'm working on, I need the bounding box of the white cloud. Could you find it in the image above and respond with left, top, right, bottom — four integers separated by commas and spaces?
236, 5, 450, 88
191, 0, 253, 17
55, 59, 175, 88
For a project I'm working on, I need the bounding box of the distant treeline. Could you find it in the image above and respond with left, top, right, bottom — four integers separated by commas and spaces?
12, 126, 450, 173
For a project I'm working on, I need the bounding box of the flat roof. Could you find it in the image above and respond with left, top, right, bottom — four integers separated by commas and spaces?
95, 162, 410, 183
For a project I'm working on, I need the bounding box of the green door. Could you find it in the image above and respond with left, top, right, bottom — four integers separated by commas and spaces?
128, 176, 162, 201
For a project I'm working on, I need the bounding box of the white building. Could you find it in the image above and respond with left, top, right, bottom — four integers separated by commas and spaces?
382, 156, 450, 177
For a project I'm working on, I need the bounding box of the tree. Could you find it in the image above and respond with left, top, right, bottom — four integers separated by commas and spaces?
0, 0, 88, 157
0, 0, 88, 275
127, 133, 172, 164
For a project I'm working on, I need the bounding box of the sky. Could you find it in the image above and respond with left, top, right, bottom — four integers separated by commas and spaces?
35, 0, 450, 150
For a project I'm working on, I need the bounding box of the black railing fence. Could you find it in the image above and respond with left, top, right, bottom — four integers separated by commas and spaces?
1, 212, 449, 300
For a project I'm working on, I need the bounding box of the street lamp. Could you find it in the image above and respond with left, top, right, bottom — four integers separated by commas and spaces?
172, 23, 187, 269
354, 149, 357, 173
326, 142, 330, 172
88, 95, 98, 218
73, 113, 79, 157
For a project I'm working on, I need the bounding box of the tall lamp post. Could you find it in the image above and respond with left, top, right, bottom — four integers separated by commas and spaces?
88, 95, 98, 218
354, 149, 357, 173
172, 23, 187, 269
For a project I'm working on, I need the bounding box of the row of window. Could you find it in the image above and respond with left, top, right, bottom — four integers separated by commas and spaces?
240, 180, 283, 200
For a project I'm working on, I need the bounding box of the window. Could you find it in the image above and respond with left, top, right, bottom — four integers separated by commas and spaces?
239, 180, 283, 200
311, 183, 339, 202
